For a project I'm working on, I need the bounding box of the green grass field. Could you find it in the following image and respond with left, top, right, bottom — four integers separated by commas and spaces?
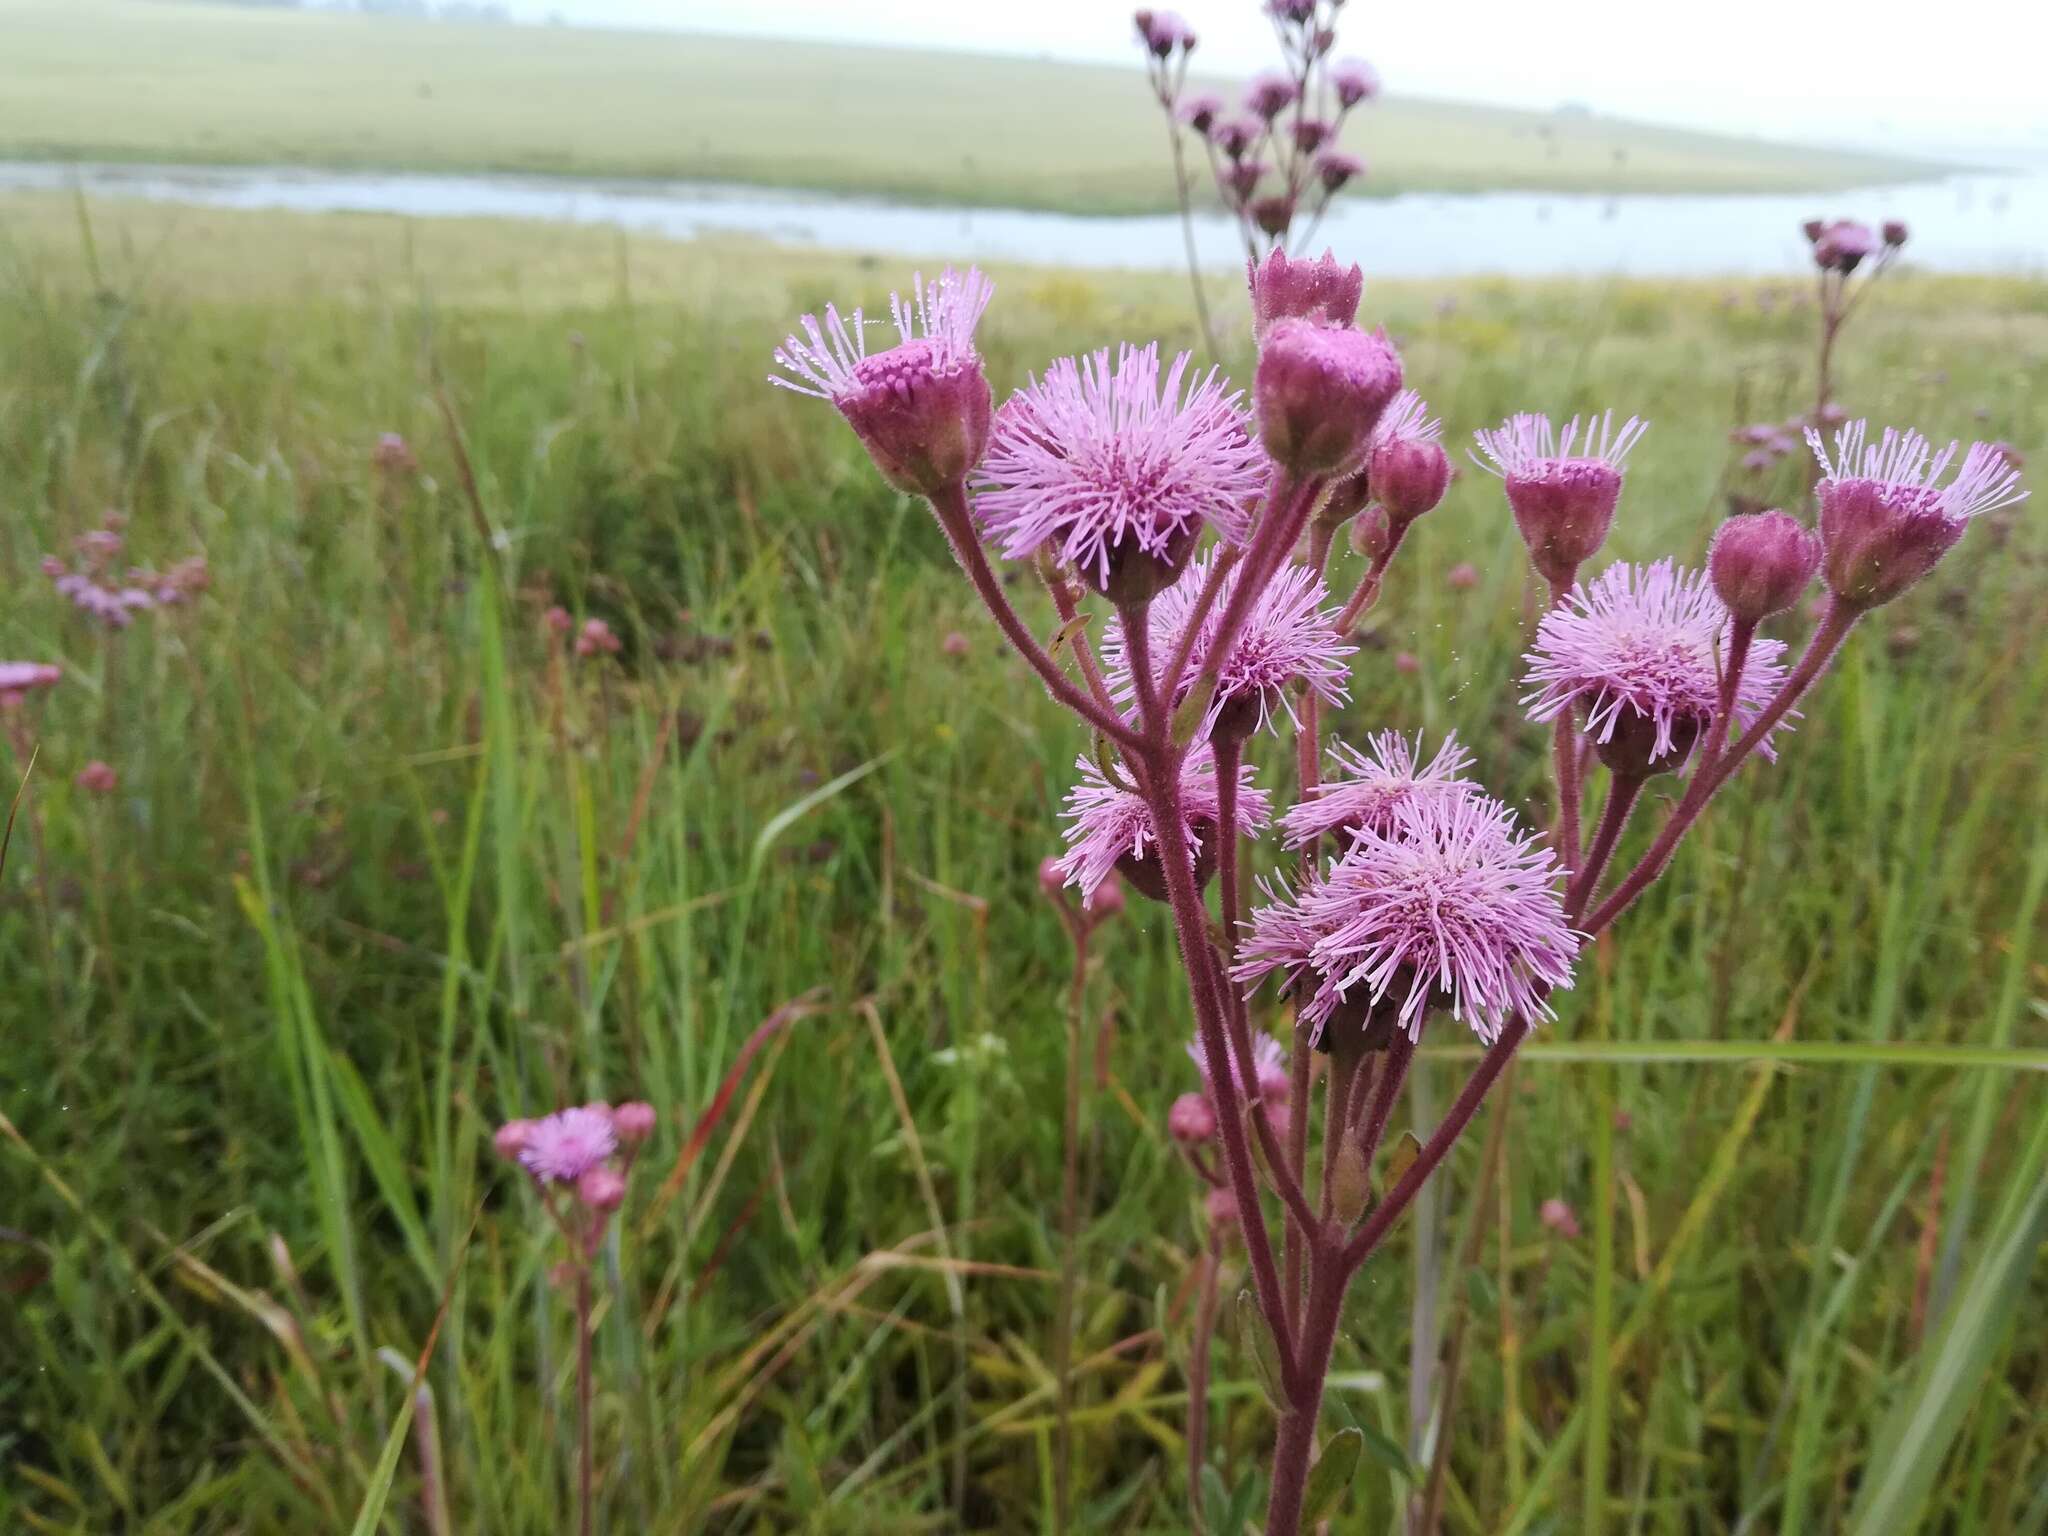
0, 0, 1937, 213
1, 189, 2046, 1534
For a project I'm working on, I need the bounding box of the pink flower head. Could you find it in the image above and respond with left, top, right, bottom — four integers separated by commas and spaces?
1256, 320, 1404, 477
1473, 410, 1648, 586
1281, 730, 1476, 849
578, 1166, 628, 1213
1330, 58, 1380, 109
74, 760, 118, 795
575, 617, 621, 657
542, 604, 573, 636
1168, 1090, 1218, 1143
1291, 117, 1334, 154
1245, 72, 1299, 120
1223, 158, 1268, 202
1180, 93, 1226, 134
1186, 1027, 1291, 1104
1446, 561, 1480, 590
1056, 746, 1271, 903
1523, 559, 1791, 777
0, 662, 62, 709
1812, 220, 1879, 273
612, 1101, 657, 1144
1364, 389, 1450, 527
1315, 150, 1365, 191
1806, 421, 2027, 608
1133, 8, 1194, 56
517, 1104, 619, 1184
373, 432, 418, 475
494, 1119, 538, 1160
1101, 545, 1352, 741
975, 344, 1264, 603
771, 266, 995, 497
1237, 792, 1578, 1046
1212, 115, 1263, 159
1540, 1197, 1582, 1238
1250, 195, 1296, 239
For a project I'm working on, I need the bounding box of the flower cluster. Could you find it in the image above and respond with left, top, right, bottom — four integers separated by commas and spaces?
767, 242, 2024, 1536
42, 523, 209, 629
497, 1099, 657, 1242
1139, 1, 1381, 254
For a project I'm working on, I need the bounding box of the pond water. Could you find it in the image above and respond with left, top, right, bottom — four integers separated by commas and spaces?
4, 159, 2045, 277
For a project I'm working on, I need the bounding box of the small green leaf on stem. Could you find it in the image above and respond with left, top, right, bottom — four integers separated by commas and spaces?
1237, 1290, 1283, 1409
1384, 1129, 1422, 1191
1049, 607, 1095, 659
1171, 674, 1219, 746
1303, 1426, 1365, 1524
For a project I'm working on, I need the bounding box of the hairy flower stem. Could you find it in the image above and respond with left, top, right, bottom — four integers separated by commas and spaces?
1582, 601, 1857, 939
1187, 1226, 1224, 1530
1265, 1251, 1349, 1536
1039, 560, 1123, 722
1168, 470, 1322, 708
1149, 762, 1302, 1388
1053, 919, 1090, 1536
1160, 105, 1223, 360
576, 1263, 594, 1536
1689, 617, 1756, 791
1355, 1033, 1417, 1174
1547, 579, 1584, 875
927, 481, 1143, 750
1344, 1016, 1530, 1270
1567, 775, 1645, 923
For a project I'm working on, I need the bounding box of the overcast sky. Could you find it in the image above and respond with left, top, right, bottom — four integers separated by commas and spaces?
493, 1, 2046, 160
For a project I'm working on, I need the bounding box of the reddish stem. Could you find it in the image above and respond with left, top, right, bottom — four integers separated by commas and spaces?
927, 481, 1142, 750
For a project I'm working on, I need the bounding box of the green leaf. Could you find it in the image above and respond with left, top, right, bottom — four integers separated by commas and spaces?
1303, 1426, 1363, 1524
1353, 1416, 1412, 1477
1845, 1110, 2048, 1534
1170, 674, 1219, 747
1201, 1465, 1232, 1533
1237, 1290, 1283, 1409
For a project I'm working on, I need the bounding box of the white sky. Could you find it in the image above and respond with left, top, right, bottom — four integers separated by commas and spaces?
497, 0, 2048, 160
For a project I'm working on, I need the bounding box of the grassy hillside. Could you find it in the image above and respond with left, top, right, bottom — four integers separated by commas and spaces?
0, 0, 1936, 212
1, 189, 2044, 1531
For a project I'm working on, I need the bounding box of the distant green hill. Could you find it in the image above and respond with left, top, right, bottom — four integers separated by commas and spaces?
0, 1, 1936, 211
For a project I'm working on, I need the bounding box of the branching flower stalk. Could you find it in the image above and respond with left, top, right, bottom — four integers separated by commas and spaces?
1133, 4, 1382, 333
768, 248, 2027, 1533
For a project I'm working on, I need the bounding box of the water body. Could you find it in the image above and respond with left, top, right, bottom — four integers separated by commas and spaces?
4, 160, 2044, 277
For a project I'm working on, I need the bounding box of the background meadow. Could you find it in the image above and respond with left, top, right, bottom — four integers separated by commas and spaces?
1, 70, 2046, 1536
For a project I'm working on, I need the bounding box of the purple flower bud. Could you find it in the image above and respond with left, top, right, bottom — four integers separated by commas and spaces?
1370, 434, 1450, 528
575, 617, 621, 657
1245, 72, 1299, 120
542, 604, 573, 636
494, 1119, 538, 1159
1179, 93, 1225, 134
1812, 220, 1878, 273
1810, 422, 2027, 609
1250, 194, 1296, 239
772, 268, 995, 499
941, 630, 970, 657
1038, 856, 1067, 900
1315, 150, 1365, 192
1540, 1197, 1581, 1239
1394, 650, 1420, 674
1446, 562, 1479, 591
1247, 248, 1364, 338
1882, 219, 1908, 247
1084, 873, 1126, 921
578, 1166, 627, 1212
1330, 58, 1380, 109
1344, 499, 1389, 555
1212, 115, 1262, 159
75, 760, 118, 795
1223, 158, 1267, 202
612, 1101, 657, 1144
1709, 510, 1821, 622
1291, 117, 1333, 154
1255, 320, 1404, 478
1205, 1186, 1239, 1229
1168, 1091, 1218, 1143
1472, 412, 1647, 587
1265, 0, 1317, 21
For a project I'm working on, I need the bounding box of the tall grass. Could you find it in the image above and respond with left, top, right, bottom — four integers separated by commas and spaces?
2, 195, 2044, 1532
